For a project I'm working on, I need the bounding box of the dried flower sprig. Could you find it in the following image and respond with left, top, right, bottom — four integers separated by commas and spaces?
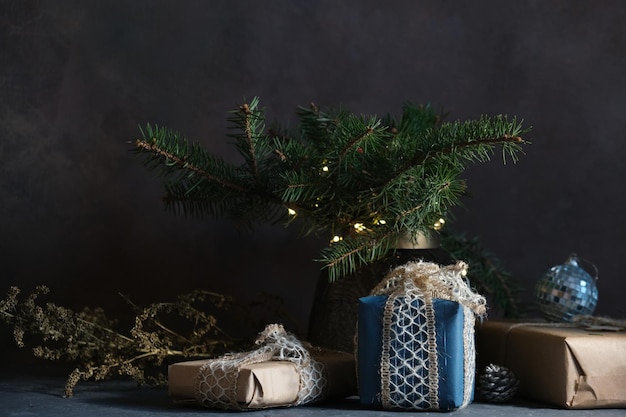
0, 286, 235, 397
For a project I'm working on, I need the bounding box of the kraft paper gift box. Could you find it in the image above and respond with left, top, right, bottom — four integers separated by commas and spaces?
168, 325, 357, 410
475, 320, 626, 409
169, 359, 301, 408
358, 296, 476, 411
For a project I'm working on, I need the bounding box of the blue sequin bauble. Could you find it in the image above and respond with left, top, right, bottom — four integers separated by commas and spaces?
535, 254, 598, 322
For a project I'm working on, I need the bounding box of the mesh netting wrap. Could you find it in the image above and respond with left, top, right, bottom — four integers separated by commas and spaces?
195, 323, 326, 410
370, 260, 487, 410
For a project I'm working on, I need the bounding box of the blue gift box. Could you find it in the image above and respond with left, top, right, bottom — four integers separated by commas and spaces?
358, 295, 473, 410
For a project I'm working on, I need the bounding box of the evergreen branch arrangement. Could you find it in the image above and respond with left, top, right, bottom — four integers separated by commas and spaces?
0, 99, 530, 397
134, 97, 530, 281
0, 286, 234, 397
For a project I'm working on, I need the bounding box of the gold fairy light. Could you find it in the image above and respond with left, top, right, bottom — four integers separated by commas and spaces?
433, 217, 445, 230
330, 235, 343, 243
288, 208, 297, 216
353, 223, 366, 232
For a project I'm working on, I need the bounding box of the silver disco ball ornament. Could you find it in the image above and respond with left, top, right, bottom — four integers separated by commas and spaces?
535, 254, 599, 322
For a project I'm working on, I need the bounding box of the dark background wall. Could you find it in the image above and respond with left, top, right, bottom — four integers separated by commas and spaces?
2, 0, 626, 361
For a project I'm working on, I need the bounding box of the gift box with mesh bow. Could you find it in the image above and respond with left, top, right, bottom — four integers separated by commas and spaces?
357, 261, 486, 411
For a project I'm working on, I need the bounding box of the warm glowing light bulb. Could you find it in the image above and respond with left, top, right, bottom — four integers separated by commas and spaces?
433, 217, 446, 230
288, 208, 297, 216
378, 219, 386, 225
330, 235, 342, 243
322, 166, 329, 172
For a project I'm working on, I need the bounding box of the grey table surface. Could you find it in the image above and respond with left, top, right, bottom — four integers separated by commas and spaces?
1, 370, 625, 417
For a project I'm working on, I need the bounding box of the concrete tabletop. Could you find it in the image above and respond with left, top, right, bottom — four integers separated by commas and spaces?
1, 370, 625, 417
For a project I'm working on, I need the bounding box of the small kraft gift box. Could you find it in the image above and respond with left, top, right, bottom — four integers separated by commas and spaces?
475, 320, 626, 409
168, 323, 356, 410
357, 261, 487, 411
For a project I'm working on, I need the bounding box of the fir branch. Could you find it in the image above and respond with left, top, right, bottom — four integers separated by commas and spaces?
241, 104, 257, 170
432, 135, 523, 161
134, 137, 247, 194
133, 98, 530, 280
339, 126, 375, 159
135, 122, 286, 224
389, 126, 526, 190
320, 230, 398, 281
228, 98, 264, 180
397, 203, 423, 220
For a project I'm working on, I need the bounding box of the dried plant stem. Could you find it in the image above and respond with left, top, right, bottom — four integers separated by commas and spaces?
1, 286, 233, 397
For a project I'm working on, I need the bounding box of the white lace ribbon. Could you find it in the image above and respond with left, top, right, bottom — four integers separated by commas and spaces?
195, 324, 325, 410
371, 261, 486, 410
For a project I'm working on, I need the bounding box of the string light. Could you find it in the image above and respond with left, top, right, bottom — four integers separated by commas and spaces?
353, 222, 367, 232
330, 235, 343, 243
433, 217, 446, 230
322, 165, 329, 172
288, 208, 297, 216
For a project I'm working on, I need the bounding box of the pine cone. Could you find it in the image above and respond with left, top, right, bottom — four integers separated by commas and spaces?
477, 363, 519, 403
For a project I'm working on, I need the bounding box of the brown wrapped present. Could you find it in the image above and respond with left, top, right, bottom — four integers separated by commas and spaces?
476, 320, 626, 409
169, 359, 300, 408
168, 324, 357, 410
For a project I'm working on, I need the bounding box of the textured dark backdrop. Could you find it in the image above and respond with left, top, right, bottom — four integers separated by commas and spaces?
2, 0, 626, 361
